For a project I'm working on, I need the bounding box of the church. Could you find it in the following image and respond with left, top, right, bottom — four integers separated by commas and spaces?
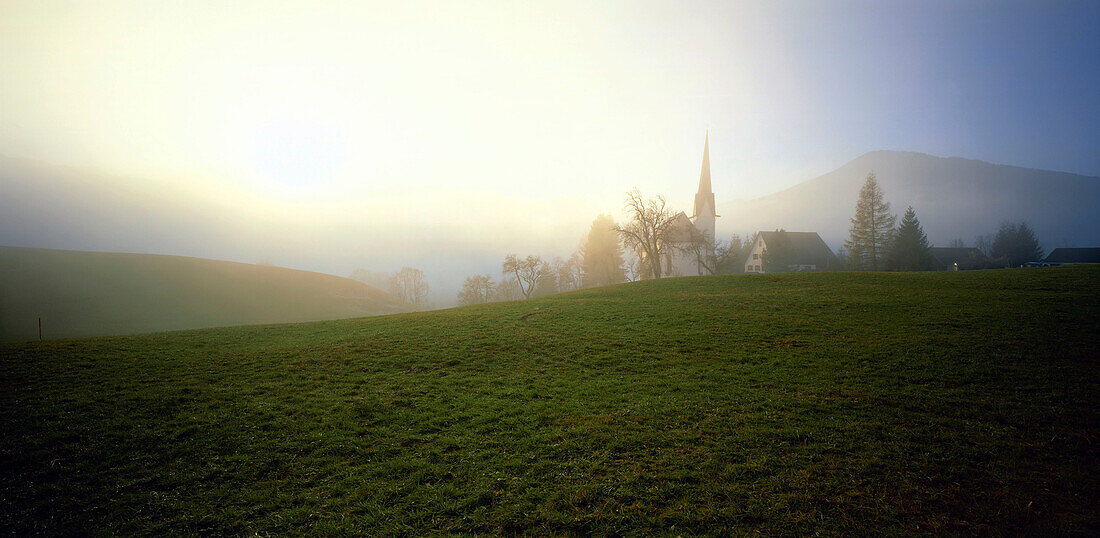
660, 132, 718, 277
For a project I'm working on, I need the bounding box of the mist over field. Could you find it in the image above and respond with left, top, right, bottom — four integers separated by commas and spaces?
2, 2, 1098, 305
3, 150, 1098, 304
0, 157, 599, 304
1, 2, 1099, 533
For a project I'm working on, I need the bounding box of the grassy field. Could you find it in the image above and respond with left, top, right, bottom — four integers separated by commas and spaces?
1, 267, 1097, 534
0, 246, 407, 340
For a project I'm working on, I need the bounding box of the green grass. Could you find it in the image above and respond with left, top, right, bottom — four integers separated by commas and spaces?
0, 246, 406, 340
1, 267, 1098, 535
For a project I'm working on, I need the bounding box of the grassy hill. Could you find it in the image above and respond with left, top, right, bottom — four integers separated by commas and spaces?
1, 267, 1097, 534
0, 246, 407, 340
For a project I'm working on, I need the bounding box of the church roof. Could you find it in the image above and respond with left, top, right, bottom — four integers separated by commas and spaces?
693, 131, 716, 218
665, 211, 698, 242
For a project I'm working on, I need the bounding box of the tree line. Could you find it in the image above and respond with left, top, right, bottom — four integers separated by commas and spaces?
456, 193, 765, 305
457, 215, 627, 306
448, 170, 1051, 306
349, 267, 431, 309
841, 171, 1044, 271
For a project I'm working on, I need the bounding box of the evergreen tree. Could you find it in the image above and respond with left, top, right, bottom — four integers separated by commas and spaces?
581, 214, 627, 287
884, 206, 934, 271
990, 221, 1044, 267
844, 171, 896, 270
721, 234, 749, 274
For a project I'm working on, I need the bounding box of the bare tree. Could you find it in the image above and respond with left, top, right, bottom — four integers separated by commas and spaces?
502, 254, 544, 299
681, 228, 743, 275
457, 274, 495, 306
974, 234, 994, 256
623, 249, 641, 282
532, 261, 558, 297
388, 267, 430, 307
494, 277, 523, 302
613, 189, 679, 279
553, 254, 584, 292
349, 268, 392, 290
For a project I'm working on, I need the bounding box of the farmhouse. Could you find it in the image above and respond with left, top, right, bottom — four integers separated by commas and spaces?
744, 231, 839, 273
930, 247, 988, 270
1043, 247, 1100, 265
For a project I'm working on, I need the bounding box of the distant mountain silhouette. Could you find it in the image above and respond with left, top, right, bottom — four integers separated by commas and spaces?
0, 247, 408, 340
718, 151, 1100, 250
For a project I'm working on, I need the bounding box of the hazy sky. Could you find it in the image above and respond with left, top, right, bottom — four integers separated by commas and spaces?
1, 1, 1098, 298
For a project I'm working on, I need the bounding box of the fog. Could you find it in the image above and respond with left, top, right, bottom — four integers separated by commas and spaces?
0, 159, 607, 303
1, 2, 1098, 304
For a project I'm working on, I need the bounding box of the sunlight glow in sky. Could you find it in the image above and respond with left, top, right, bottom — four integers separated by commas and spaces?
5, 1, 1094, 202
1, 1, 1097, 293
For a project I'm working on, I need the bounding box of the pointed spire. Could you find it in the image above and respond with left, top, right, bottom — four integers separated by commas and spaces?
693, 130, 715, 218
698, 129, 711, 194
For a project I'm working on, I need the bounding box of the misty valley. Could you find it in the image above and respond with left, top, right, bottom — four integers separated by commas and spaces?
1, 1, 1098, 535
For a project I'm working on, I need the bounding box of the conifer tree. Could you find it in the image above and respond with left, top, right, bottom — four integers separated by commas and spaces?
581, 214, 627, 287
990, 221, 1044, 267
844, 171, 896, 270
884, 206, 934, 271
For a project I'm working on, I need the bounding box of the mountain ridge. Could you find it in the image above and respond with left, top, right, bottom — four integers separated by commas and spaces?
717, 150, 1100, 250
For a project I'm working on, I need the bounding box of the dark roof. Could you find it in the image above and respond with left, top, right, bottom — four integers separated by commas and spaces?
758, 231, 838, 268
930, 247, 985, 267
1044, 248, 1100, 264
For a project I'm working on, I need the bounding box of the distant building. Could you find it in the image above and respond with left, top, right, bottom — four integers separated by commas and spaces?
930, 247, 988, 271
1043, 247, 1100, 265
744, 231, 839, 273
657, 132, 718, 277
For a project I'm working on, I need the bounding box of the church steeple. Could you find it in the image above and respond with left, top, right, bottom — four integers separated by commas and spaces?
693, 130, 716, 219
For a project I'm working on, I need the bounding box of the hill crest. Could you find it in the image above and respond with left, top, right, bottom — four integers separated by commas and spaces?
0, 246, 408, 340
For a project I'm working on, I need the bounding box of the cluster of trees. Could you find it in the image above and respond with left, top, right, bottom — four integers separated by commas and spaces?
844, 172, 1044, 271
457, 215, 626, 305
612, 189, 754, 278
612, 190, 677, 280
987, 222, 1045, 267
349, 267, 431, 308
457, 190, 772, 305
459, 171, 1052, 306
358, 172, 1053, 310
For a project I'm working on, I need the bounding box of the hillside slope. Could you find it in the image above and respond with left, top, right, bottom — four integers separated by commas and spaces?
718, 151, 1100, 249
0, 246, 407, 340
1, 268, 1097, 534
